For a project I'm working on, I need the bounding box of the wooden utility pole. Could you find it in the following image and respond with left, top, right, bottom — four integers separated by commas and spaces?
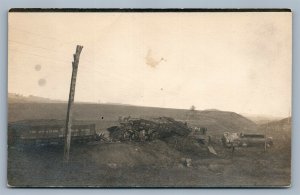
63, 45, 83, 163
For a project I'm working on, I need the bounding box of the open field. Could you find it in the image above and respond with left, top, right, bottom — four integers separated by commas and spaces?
7, 103, 291, 187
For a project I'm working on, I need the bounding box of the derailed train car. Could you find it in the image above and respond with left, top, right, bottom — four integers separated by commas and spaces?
8, 119, 97, 145
222, 132, 273, 149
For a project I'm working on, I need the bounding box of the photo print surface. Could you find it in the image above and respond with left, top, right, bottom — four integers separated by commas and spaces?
8, 9, 292, 187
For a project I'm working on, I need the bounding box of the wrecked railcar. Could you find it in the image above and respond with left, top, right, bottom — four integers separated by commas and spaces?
8, 119, 97, 145
222, 132, 273, 149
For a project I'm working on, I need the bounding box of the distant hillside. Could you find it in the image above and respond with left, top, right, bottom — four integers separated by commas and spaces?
259, 117, 291, 133
8, 93, 65, 104
8, 93, 135, 105
191, 110, 258, 134
8, 102, 258, 135
241, 113, 283, 125
258, 117, 291, 151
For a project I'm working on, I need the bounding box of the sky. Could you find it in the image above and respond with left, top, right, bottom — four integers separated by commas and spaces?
8, 12, 292, 118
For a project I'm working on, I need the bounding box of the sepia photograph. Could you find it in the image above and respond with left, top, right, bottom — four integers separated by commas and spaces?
7, 9, 292, 187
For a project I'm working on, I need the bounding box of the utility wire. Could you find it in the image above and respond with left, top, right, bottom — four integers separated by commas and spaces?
9, 42, 160, 94
9, 39, 60, 52
10, 48, 71, 63
9, 39, 94, 64
9, 49, 143, 88
9, 25, 77, 46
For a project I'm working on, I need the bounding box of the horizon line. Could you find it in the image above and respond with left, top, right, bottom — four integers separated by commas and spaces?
8, 92, 290, 119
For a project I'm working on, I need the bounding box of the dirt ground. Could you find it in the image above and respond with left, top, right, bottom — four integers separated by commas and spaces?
7, 136, 290, 187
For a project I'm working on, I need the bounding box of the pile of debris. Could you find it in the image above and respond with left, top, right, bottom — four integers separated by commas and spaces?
107, 117, 191, 142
